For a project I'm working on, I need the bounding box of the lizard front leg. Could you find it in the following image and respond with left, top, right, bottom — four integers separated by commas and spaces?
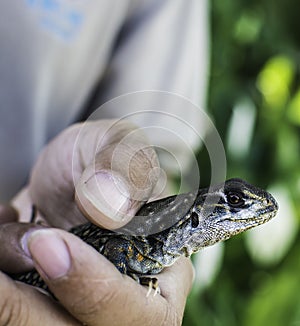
103, 237, 161, 296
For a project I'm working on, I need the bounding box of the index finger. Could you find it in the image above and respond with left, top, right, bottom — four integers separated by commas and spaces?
157, 256, 195, 315
0, 204, 18, 224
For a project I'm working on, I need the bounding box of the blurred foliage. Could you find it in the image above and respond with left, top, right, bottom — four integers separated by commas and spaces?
183, 0, 300, 325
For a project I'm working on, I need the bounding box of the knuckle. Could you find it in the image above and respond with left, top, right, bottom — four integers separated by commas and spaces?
160, 304, 182, 326
68, 277, 122, 320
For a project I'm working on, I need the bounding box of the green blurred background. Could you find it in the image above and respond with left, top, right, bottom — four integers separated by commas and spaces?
183, 1, 300, 325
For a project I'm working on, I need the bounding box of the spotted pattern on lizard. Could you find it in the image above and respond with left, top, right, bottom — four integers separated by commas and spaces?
11, 178, 278, 293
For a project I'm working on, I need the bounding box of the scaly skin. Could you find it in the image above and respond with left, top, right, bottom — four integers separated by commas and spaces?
12, 178, 278, 292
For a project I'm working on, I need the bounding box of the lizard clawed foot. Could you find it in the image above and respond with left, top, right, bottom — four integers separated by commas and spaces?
139, 277, 160, 297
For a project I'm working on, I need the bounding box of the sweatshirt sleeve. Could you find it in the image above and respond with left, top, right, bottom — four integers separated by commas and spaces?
90, 0, 210, 176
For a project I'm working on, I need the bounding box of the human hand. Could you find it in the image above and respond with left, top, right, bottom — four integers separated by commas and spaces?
0, 120, 194, 325
0, 226, 194, 325
1, 119, 161, 272
12, 119, 161, 230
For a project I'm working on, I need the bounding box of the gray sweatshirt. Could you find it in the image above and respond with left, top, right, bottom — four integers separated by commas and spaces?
0, 0, 209, 200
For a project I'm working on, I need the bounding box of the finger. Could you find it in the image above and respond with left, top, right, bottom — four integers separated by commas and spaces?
29, 120, 160, 230
0, 272, 80, 325
0, 223, 45, 273
10, 187, 32, 222
157, 256, 195, 319
26, 228, 178, 326
0, 204, 18, 224
11, 187, 49, 224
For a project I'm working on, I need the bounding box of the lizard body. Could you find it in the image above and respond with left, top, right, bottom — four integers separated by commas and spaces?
12, 178, 278, 292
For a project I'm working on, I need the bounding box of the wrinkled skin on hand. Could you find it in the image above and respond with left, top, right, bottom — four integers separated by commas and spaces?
0, 120, 194, 326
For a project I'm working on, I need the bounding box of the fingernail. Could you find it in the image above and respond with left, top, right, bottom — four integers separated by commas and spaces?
26, 229, 71, 280
83, 171, 131, 221
21, 228, 37, 258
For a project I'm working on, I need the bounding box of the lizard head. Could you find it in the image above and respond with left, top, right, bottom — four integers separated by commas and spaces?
167, 178, 279, 256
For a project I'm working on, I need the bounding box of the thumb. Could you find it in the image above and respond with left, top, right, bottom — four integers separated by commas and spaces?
26, 228, 173, 326
29, 120, 160, 229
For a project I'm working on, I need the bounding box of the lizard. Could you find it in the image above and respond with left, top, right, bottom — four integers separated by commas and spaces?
10, 178, 278, 295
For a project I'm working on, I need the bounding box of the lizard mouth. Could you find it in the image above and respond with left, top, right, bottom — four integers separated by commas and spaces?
217, 210, 277, 226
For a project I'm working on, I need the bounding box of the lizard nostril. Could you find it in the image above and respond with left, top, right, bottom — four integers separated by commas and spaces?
265, 196, 278, 210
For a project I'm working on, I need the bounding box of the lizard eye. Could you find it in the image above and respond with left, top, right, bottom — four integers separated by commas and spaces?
226, 192, 245, 208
